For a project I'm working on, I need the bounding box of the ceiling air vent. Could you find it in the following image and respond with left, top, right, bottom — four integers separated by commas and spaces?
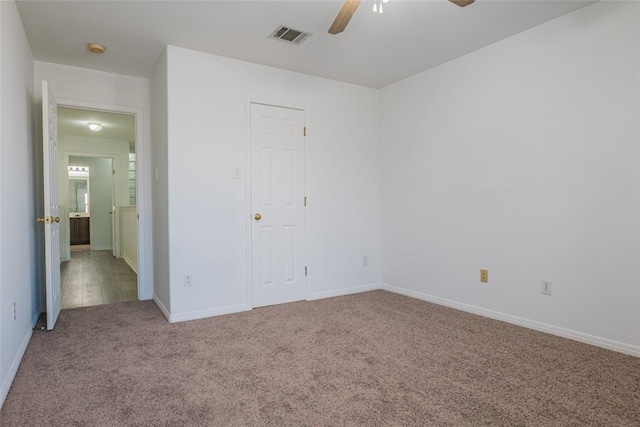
269, 25, 312, 45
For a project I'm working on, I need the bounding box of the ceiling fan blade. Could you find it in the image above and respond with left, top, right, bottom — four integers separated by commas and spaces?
328, 0, 361, 35
449, 0, 475, 7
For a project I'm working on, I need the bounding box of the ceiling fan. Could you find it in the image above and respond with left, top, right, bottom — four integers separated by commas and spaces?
328, 0, 475, 35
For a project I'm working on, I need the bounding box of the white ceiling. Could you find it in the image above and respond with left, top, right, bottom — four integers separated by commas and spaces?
17, 0, 594, 89
58, 107, 135, 144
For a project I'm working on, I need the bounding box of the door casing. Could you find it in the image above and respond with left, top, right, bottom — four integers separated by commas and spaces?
62, 153, 116, 257
41, 97, 149, 303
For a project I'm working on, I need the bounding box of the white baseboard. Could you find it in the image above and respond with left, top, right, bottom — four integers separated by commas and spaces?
381, 283, 640, 358
123, 255, 138, 274
168, 304, 250, 323
153, 295, 171, 322
91, 245, 112, 251
309, 283, 381, 301
0, 326, 33, 408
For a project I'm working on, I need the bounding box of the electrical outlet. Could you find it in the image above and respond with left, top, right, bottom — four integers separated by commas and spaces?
480, 269, 488, 283
542, 280, 552, 295
363, 256, 368, 267
12, 302, 16, 321
184, 273, 192, 287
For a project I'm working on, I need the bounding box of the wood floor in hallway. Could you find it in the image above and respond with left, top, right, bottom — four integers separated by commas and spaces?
61, 250, 138, 309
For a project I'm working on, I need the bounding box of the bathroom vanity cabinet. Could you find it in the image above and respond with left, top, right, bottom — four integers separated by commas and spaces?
70, 216, 90, 245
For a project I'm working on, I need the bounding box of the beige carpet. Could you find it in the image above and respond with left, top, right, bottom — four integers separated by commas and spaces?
1, 290, 639, 426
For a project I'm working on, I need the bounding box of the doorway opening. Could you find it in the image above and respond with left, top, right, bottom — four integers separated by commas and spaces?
57, 107, 139, 309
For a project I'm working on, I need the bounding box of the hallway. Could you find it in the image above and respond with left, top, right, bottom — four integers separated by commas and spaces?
61, 250, 138, 309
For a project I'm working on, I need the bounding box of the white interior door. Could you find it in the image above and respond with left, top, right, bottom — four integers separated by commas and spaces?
42, 80, 62, 330
250, 103, 306, 307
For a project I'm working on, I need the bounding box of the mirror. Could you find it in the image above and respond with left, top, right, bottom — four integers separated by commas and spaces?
68, 165, 90, 216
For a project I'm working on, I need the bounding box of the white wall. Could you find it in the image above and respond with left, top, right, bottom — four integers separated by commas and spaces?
34, 61, 153, 300
164, 46, 380, 320
88, 157, 113, 250
69, 156, 114, 250
0, 0, 37, 406
380, 1, 640, 354
150, 49, 170, 314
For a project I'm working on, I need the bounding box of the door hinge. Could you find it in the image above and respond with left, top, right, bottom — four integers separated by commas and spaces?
304, 196, 307, 206
112, 169, 116, 175
304, 266, 307, 276
303, 127, 306, 137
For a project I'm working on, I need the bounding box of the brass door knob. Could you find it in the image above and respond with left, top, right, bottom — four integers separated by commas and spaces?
37, 217, 45, 223
254, 213, 262, 221
52, 217, 60, 223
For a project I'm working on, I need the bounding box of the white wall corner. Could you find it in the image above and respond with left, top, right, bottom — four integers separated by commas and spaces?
153, 295, 171, 322
31, 309, 41, 329
380, 283, 640, 358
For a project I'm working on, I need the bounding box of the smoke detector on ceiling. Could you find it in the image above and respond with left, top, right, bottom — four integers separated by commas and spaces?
269, 26, 312, 45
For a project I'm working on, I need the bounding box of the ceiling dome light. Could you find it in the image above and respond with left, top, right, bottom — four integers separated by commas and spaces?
88, 43, 106, 54
88, 123, 102, 132
373, 0, 389, 14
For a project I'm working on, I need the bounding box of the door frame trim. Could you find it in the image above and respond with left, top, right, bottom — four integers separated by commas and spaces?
244, 98, 309, 309
63, 153, 116, 257
55, 98, 149, 302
